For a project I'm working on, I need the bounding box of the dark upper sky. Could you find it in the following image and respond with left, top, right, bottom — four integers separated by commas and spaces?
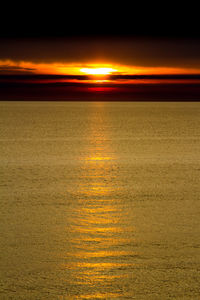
1, 1, 199, 39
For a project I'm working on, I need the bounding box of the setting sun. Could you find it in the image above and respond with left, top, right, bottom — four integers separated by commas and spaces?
80, 67, 117, 75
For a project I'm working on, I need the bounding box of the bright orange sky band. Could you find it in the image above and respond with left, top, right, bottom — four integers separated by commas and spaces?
1, 60, 200, 76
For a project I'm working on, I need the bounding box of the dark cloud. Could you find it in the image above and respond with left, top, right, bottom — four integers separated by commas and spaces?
1, 74, 200, 82
0, 64, 35, 74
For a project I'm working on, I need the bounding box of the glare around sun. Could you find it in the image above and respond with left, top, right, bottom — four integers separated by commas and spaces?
80, 67, 117, 75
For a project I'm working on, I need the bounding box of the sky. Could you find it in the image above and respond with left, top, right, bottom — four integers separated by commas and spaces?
1, 12, 200, 101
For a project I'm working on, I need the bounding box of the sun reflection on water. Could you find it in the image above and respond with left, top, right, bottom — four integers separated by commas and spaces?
62, 102, 135, 298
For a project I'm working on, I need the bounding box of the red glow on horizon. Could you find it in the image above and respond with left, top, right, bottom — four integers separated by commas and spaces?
86, 87, 119, 92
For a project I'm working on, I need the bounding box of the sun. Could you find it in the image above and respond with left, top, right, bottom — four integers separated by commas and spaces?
80, 67, 117, 75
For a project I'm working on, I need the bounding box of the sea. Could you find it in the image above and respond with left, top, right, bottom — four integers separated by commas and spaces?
0, 101, 200, 299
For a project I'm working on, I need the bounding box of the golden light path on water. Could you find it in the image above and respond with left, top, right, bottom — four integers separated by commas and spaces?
61, 102, 136, 299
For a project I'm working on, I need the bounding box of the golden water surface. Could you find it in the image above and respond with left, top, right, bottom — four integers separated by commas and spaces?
0, 101, 200, 299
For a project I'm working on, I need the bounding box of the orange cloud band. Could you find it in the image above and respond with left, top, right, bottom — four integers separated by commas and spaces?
1, 60, 200, 76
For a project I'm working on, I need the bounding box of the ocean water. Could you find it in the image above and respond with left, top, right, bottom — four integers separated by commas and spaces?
0, 101, 200, 299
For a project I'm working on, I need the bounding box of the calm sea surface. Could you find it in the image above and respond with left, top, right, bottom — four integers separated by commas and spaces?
0, 101, 200, 299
